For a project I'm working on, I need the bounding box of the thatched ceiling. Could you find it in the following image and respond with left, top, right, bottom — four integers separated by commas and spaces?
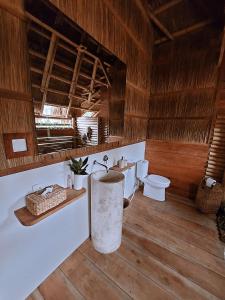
26, 0, 225, 118
147, 0, 225, 44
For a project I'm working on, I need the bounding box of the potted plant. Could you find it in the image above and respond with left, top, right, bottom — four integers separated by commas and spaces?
69, 157, 89, 190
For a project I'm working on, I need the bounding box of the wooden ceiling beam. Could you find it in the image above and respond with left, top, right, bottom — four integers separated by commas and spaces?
67, 47, 85, 117
31, 65, 108, 88
88, 59, 99, 103
154, 0, 183, 15
135, 0, 173, 40
80, 71, 109, 87
155, 19, 213, 45
133, 0, 152, 24
89, 99, 102, 111
40, 33, 58, 113
149, 10, 174, 40
98, 60, 111, 86
32, 84, 68, 96
41, 33, 57, 91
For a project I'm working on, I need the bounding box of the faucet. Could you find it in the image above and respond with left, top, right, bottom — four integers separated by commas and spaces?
93, 160, 109, 172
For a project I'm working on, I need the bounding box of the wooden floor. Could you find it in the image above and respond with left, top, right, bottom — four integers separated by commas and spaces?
27, 191, 225, 300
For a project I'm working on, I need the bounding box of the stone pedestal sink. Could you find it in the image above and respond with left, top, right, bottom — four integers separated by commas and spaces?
91, 170, 125, 254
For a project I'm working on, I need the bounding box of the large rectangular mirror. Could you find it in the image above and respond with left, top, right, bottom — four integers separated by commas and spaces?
26, 0, 126, 154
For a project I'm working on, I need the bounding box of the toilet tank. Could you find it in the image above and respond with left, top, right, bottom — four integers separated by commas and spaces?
136, 160, 149, 180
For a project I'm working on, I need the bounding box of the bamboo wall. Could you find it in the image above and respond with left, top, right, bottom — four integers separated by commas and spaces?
49, 0, 153, 138
0, 3, 36, 170
0, 0, 153, 174
146, 27, 222, 198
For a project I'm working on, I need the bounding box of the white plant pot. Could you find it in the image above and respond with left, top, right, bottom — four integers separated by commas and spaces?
73, 174, 84, 190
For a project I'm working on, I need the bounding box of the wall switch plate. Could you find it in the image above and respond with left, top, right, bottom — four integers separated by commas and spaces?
12, 139, 27, 152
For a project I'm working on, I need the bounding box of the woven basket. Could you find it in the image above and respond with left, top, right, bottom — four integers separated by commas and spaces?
195, 181, 224, 214
26, 185, 66, 216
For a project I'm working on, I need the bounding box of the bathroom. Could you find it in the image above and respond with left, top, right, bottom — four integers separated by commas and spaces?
1, 0, 225, 299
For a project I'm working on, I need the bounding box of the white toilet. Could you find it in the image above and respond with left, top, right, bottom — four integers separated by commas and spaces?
136, 160, 170, 201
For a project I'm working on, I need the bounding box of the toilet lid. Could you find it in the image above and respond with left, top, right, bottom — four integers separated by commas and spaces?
146, 174, 170, 186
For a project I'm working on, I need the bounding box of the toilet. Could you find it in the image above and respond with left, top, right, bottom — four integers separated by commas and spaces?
136, 160, 170, 201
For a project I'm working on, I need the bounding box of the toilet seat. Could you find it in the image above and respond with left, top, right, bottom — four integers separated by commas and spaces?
145, 174, 170, 188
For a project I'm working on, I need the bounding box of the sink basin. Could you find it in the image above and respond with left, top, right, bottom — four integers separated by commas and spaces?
92, 170, 124, 183
91, 170, 125, 254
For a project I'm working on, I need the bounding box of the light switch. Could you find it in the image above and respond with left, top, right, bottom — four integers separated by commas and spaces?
12, 139, 27, 152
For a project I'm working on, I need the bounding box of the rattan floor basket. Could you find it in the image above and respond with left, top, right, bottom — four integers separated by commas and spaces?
195, 181, 224, 214
26, 184, 67, 216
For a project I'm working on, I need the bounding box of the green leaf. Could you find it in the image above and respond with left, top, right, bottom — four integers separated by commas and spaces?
69, 156, 89, 174
81, 165, 88, 173
82, 157, 88, 167
80, 170, 88, 175
71, 157, 77, 164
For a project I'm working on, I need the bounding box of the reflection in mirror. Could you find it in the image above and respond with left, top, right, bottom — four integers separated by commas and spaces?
26, 0, 126, 154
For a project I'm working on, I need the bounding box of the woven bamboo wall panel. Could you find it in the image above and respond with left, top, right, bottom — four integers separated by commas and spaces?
125, 85, 149, 117
148, 119, 211, 143
151, 62, 217, 94
0, 98, 34, 133
109, 101, 125, 119
0, 8, 31, 94
110, 0, 150, 48
126, 39, 152, 90
124, 116, 148, 139
0, 135, 7, 170
110, 119, 124, 137
151, 28, 220, 94
150, 89, 215, 118
0, 6, 36, 171
149, 28, 221, 143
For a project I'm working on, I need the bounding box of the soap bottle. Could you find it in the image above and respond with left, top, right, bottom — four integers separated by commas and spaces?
67, 174, 73, 189
118, 156, 128, 168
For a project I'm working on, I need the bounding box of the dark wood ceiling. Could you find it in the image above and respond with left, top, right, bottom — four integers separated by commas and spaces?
146, 0, 225, 44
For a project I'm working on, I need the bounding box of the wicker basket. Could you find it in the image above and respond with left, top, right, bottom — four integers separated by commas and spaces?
195, 181, 224, 214
26, 185, 66, 216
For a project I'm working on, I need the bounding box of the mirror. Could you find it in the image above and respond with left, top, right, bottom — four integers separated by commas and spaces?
26, 0, 126, 154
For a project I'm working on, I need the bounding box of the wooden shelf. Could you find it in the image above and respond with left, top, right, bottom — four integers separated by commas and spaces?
14, 188, 86, 226
110, 162, 136, 173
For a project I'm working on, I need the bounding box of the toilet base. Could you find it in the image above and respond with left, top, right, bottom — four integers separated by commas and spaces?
143, 183, 166, 201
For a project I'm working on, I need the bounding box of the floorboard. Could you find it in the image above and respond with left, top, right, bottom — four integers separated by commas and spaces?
27, 191, 225, 300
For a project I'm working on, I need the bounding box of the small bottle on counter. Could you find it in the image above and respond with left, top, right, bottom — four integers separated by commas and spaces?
67, 174, 73, 189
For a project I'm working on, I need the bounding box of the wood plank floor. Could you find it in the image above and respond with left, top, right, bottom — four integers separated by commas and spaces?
27, 191, 225, 300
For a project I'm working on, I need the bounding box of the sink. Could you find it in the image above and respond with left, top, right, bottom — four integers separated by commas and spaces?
91, 170, 125, 254
92, 170, 124, 183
